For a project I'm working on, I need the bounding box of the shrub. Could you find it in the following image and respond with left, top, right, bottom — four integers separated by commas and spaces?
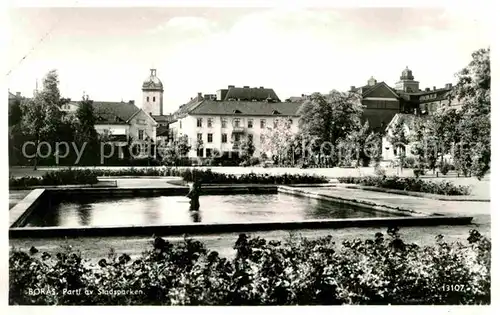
374, 166, 387, 177
402, 156, 416, 168
9, 169, 98, 188
336, 176, 471, 196
413, 169, 425, 178
181, 169, 328, 185
9, 230, 490, 305
439, 162, 452, 175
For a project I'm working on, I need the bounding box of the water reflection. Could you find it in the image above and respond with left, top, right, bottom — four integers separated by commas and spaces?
190, 210, 201, 223
76, 203, 91, 226
27, 193, 401, 227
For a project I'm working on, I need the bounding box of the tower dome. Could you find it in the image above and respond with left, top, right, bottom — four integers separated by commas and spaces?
142, 69, 163, 91
400, 66, 414, 80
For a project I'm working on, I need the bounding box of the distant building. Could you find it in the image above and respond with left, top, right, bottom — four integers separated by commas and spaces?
350, 67, 456, 133
169, 85, 301, 159
65, 99, 158, 158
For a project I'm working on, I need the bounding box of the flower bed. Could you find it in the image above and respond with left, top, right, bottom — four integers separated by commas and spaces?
337, 176, 471, 196
9, 169, 98, 188
10, 168, 328, 186
9, 229, 490, 305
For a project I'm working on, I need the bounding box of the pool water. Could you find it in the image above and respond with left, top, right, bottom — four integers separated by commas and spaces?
26, 193, 400, 227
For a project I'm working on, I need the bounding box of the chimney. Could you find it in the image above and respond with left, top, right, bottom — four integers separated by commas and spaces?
243, 85, 249, 88
259, 86, 264, 89
350, 86, 356, 92
445, 83, 452, 89
197, 92, 203, 101
16, 92, 21, 98
150, 69, 156, 76
433, 86, 436, 91
228, 85, 235, 88
128, 100, 134, 104
425, 88, 430, 92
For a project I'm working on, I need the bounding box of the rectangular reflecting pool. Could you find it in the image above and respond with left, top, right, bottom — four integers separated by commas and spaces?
25, 193, 402, 228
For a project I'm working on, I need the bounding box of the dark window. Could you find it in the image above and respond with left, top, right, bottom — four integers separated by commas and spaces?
248, 134, 253, 142
205, 148, 212, 157
197, 133, 202, 141
197, 148, 204, 157
197, 118, 202, 127
234, 118, 241, 127
260, 134, 265, 143
221, 118, 227, 128
207, 118, 213, 128
207, 133, 213, 143
222, 133, 227, 143
260, 119, 266, 129
153, 96, 156, 102
138, 130, 144, 140
248, 119, 253, 128
147, 96, 149, 102
234, 134, 240, 142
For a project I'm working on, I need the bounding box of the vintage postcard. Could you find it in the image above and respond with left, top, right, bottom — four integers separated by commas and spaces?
5, 1, 491, 308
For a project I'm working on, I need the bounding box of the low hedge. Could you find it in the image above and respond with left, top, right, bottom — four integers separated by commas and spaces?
9, 169, 98, 188
337, 176, 471, 196
180, 169, 328, 185
10, 168, 328, 186
9, 229, 490, 305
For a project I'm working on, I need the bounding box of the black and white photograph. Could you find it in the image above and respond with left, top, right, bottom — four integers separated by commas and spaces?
5, 1, 492, 306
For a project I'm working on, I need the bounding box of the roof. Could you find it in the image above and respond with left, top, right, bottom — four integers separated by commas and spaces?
187, 100, 302, 116
157, 126, 170, 137
360, 81, 400, 98
152, 114, 173, 123
385, 113, 430, 132
223, 87, 280, 102
68, 101, 141, 125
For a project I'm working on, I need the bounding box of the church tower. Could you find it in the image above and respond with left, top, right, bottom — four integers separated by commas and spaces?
394, 66, 420, 93
142, 69, 164, 116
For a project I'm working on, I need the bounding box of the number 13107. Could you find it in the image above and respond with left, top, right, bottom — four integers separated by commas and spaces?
441, 284, 468, 292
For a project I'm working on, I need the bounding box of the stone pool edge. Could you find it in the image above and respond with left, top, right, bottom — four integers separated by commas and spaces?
277, 186, 437, 217
9, 216, 473, 239
9, 184, 474, 239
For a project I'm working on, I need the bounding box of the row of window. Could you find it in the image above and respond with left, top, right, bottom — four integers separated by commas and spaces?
197, 133, 259, 144
196, 118, 293, 129
146, 96, 156, 102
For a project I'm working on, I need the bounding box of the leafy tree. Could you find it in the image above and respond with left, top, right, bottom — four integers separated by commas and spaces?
177, 134, 191, 157
338, 120, 370, 167
9, 98, 23, 127
298, 90, 363, 166
75, 95, 100, 165
328, 90, 364, 145
261, 118, 294, 165
451, 47, 490, 179
409, 119, 429, 171
387, 117, 408, 174
20, 70, 64, 169
239, 137, 255, 161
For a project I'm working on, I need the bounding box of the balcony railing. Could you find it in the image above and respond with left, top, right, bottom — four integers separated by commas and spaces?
232, 127, 245, 133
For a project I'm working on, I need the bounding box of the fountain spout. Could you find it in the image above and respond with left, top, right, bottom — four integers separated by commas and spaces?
186, 179, 201, 211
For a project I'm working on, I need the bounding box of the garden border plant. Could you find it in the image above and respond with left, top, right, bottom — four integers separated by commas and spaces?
336, 176, 471, 196
9, 229, 490, 305
9, 168, 329, 188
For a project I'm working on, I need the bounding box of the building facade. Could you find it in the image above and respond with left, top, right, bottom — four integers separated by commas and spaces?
349, 67, 455, 133
169, 86, 301, 159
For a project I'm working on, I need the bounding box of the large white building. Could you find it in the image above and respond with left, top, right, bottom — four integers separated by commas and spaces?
169, 86, 302, 159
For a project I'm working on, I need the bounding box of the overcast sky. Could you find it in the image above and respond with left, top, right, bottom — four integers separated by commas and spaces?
7, 6, 489, 114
